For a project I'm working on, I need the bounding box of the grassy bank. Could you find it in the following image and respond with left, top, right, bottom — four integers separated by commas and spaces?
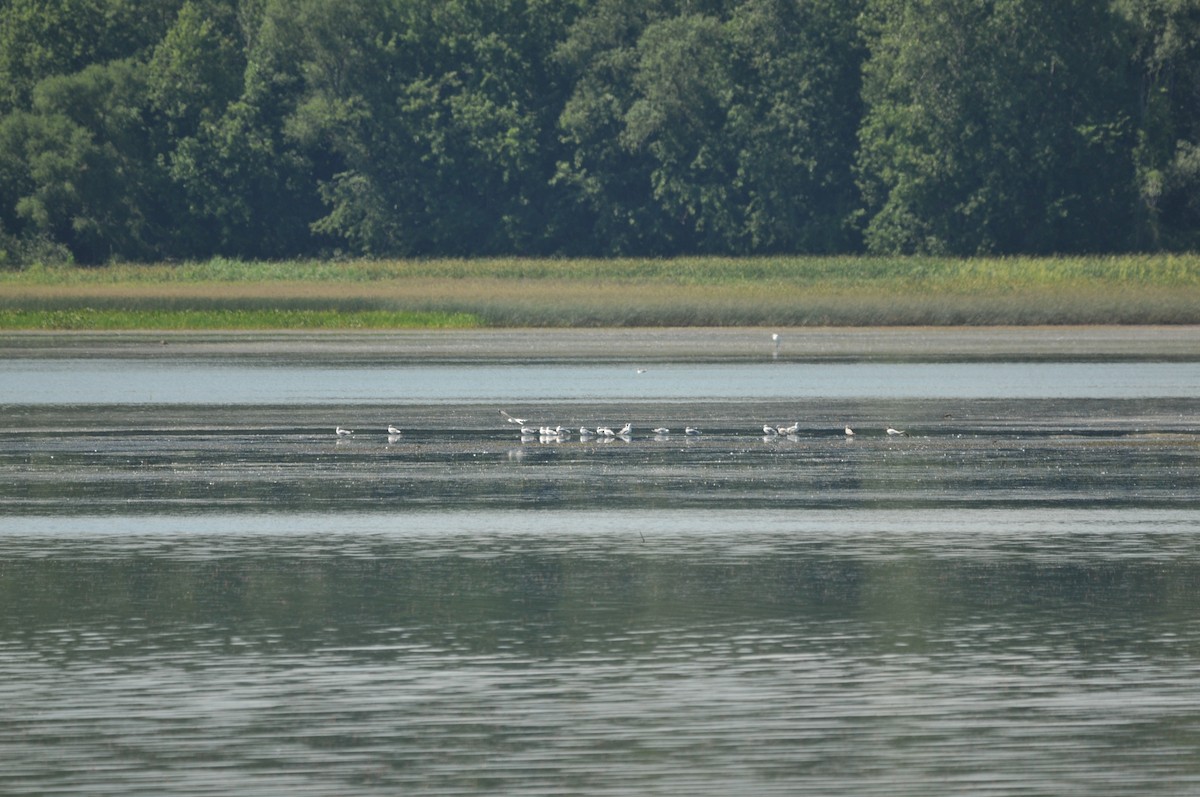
2, 255, 1199, 328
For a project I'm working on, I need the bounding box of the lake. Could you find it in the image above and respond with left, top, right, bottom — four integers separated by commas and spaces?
2, 328, 1199, 795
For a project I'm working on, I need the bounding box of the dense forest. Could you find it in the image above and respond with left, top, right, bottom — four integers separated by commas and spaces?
0, 0, 1197, 265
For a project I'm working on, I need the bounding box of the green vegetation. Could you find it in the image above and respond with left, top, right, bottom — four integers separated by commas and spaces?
0, 0, 1197, 267
2, 255, 1198, 328
7, 252, 1200, 286
0, 307, 480, 330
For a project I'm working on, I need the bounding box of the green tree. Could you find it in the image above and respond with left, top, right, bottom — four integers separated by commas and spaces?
0, 0, 180, 114
286, 0, 584, 256
155, 0, 325, 258
620, 13, 737, 251
0, 109, 81, 243
5, 59, 176, 263
723, 0, 865, 252
1117, 0, 1200, 249
147, 1, 243, 139
857, 0, 1138, 255
555, 0, 703, 254
556, 0, 865, 255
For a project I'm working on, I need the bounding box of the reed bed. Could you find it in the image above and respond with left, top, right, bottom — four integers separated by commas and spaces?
0, 307, 479, 330
2, 255, 1198, 328
6, 253, 1200, 286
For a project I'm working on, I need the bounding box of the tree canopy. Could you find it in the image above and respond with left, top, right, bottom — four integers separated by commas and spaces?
0, 0, 1197, 264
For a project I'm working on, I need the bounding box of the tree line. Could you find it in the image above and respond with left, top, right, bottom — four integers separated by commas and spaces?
0, 0, 1197, 265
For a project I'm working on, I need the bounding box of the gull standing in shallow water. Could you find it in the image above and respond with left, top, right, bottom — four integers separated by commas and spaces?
387, 425, 402, 436
336, 426, 353, 436
652, 427, 670, 435
844, 425, 855, 437
685, 427, 702, 436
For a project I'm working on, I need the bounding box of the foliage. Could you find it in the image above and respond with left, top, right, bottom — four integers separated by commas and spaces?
0, 0, 1196, 263
1115, 0, 1200, 250
0, 226, 74, 270
554, 0, 865, 254
856, 0, 1139, 255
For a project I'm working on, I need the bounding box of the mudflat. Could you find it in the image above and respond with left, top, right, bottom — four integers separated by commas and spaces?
3, 325, 1199, 362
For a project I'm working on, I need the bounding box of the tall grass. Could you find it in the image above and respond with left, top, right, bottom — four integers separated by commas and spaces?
6, 254, 1200, 286
0, 307, 480, 330
2, 255, 1198, 328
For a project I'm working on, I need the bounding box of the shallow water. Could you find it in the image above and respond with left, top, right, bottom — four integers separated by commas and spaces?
3, 358, 1200, 403
2, 331, 1199, 795
1, 398, 1197, 515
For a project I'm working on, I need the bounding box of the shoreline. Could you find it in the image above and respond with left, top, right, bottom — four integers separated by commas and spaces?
3, 325, 1199, 362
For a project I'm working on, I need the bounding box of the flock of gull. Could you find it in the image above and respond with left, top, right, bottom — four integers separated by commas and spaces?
331, 333, 922, 443
334, 411, 908, 441
501, 412, 703, 441
332, 333, 918, 442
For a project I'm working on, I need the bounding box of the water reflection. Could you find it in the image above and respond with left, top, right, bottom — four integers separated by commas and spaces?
2, 344, 1199, 794
1, 508, 1199, 561
3, 400, 1197, 513
2, 509, 1200, 795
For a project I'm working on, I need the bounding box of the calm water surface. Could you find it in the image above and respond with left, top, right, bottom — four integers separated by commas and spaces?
2, 334, 1199, 795
2, 359, 1200, 403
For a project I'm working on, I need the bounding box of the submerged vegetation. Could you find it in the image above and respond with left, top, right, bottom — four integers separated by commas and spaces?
2, 255, 1198, 328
